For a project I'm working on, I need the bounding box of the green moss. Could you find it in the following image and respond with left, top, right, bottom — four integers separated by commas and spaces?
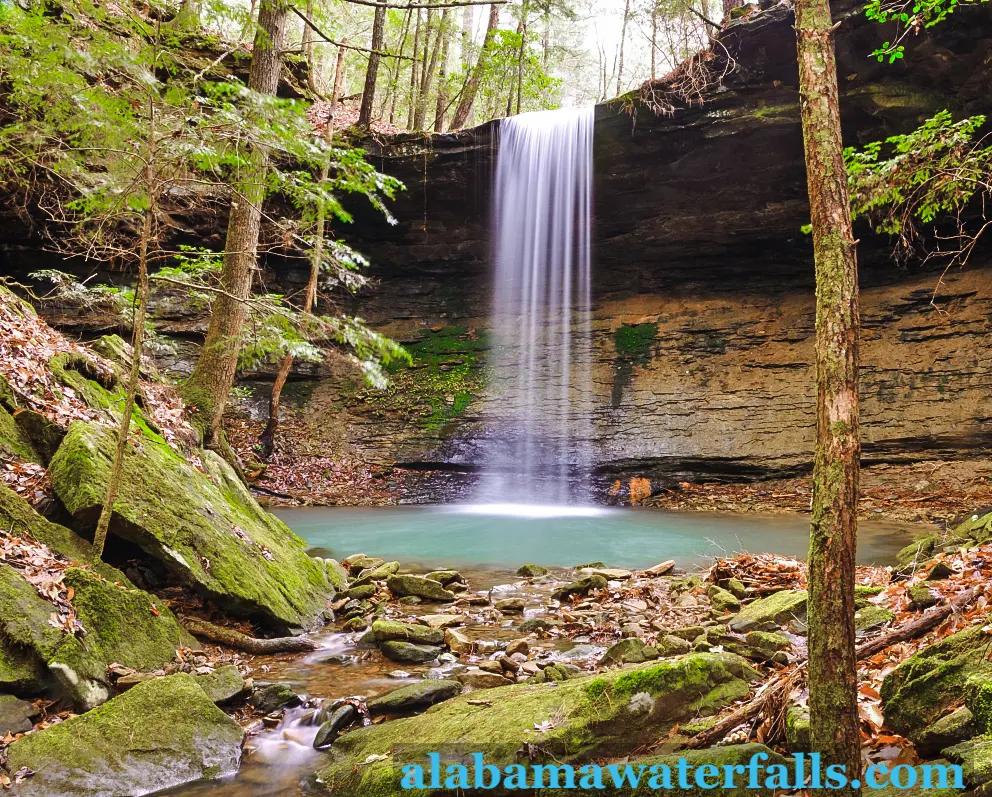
785, 705, 811, 752
313, 653, 758, 796
0, 632, 48, 695
0, 404, 39, 463
7, 673, 244, 794
729, 590, 808, 632
614, 323, 657, 363
50, 421, 333, 632
855, 605, 895, 631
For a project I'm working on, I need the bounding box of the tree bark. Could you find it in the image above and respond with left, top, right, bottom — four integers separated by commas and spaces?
515, 0, 528, 114
796, 0, 862, 792
650, 2, 658, 80
181, 0, 289, 449
358, 4, 387, 127
407, 8, 422, 129
434, 9, 452, 131
723, 0, 744, 18
387, 10, 413, 124
450, 3, 498, 130
260, 45, 345, 460
616, 0, 630, 96
92, 99, 156, 562
414, 9, 439, 129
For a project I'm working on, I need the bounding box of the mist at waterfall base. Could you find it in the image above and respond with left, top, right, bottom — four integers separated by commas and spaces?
472, 105, 595, 507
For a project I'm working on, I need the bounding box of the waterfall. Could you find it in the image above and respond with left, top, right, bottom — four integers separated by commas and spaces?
476, 106, 595, 506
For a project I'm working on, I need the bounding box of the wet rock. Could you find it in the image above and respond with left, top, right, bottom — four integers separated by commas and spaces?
551, 574, 607, 602
557, 644, 602, 661
657, 634, 693, 657
314, 704, 357, 748
351, 561, 400, 586
367, 620, 445, 646
882, 624, 992, 742
194, 665, 247, 705
0, 693, 38, 735
7, 673, 243, 797
347, 556, 384, 576
518, 618, 558, 633
478, 660, 504, 674
368, 679, 463, 715
417, 614, 466, 630
728, 589, 808, 633
494, 597, 525, 613
670, 625, 706, 641
444, 627, 472, 655
425, 570, 464, 586
515, 564, 549, 578
342, 617, 368, 632
506, 639, 529, 657
907, 584, 938, 610
456, 669, 513, 689
498, 655, 519, 674
600, 638, 659, 666
398, 596, 422, 605
251, 682, 301, 714
916, 706, 975, 756
580, 567, 632, 580
380, 641, 443, 664
386, 575, 455, 602
707, 585, 742, 614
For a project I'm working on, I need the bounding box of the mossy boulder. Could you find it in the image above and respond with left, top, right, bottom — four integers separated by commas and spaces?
0, 693, 39, 735
896, 535, 939, 567
600, 638, 660, 666
881, 624, 992, 742
907, 584, 938, 610
551, 574, 608, 602
386, 574, 455, 602
941, 737, 992, 789
312, 652, 759, 795
855, 605, 895, 632
195, 664, 248, 705
0, 635, 48, 695
0, 403, 39, 463
380, 641, 443, 664
784, 705, 810, 753
707, 585, 742, 613
7, 673, 244, 797
516, 563, 549, 578
367, 679, 463, 715
50, 421, 333, 632
916, 706, 975, 756
728, 590, 807, 633
367, 620, 445, 646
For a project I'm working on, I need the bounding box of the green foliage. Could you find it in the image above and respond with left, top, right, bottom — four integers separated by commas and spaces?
469, 29, 564, 120
844, 110, 992, 259
865, 0, 988, 61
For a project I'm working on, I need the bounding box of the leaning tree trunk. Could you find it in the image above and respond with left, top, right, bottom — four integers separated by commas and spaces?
616, 0, 630, 96
181, 0, 289, 449
260, 45, 345, 460
359, 4, 387, 128
434, 9, 452, 131
407, 8, 422, 129
795, 0, 862, 792
450, 3, 499, 130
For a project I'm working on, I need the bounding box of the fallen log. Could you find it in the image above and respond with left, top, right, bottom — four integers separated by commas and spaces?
182, 617, 319, 653
682, 586, 979, 750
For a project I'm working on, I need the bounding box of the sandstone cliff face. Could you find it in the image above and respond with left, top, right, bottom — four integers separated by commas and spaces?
277, 0, 992, 496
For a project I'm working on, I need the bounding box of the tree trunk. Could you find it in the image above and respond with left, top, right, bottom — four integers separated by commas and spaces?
358, 4, 387, 128
181, 0, 289, 448
796, 0, 862, 792
515, 1, 528, 114
93, 99, 156, 562
450, 3, 498, 130
650, 3, 658, 80
387, 10, 413, 124
414, 9, 439, 129
302, 0, 314, 80
434, 9, 452, 131
723, 0, 744, 19
407, 8, 422, 129
616, 0, 630, 96
260, 45, 345, 461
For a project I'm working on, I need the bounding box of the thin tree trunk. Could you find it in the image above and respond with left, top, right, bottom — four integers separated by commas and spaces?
796, 0, 862, 791
359, 4, 387, 127
387, 10, 413, 124
92, 99, 156, 562
302, 0, 314, 77
616, 0, 630, 96
407, 8, 422, 129
450, 3, 498, 130
414, 9, 439, 129
650, 3, 658, 79
260, 46, 345, 460
181, 0, 289, 449
515, 0, 528, 114
434, 9, 452, 131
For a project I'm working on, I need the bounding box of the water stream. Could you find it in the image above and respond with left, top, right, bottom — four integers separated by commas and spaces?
477, 106, 596, 504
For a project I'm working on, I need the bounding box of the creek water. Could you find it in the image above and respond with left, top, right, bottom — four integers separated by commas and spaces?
280, 504, 918, 570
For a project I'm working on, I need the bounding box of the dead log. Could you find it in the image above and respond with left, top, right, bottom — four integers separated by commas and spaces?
682, 586, 979, 750
182, 617, 319, 653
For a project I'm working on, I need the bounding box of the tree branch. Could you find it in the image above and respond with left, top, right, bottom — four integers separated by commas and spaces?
688, 7, 722, 30
288, 6, 418, 59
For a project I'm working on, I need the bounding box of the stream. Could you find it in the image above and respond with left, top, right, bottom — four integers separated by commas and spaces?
161, 506, 922, 796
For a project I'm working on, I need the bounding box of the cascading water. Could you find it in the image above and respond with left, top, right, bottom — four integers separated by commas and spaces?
475, 106, 595, 506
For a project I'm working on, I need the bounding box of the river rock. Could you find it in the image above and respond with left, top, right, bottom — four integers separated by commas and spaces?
386, 574, 456, 602
367, 679, 463, 715
416, 614, 467, 629
367, 620, 445, 646
494, 597, 525, 613
343, 584, 377, 601
195, 665, 248, 705
314, 653, 760, 795
251, 682, 301, 713
444, 627, 472, 655
506, 639, 529, 657
314, 703, 357, 748
351, 561, 400, 586
551, 574, 607, 602
347, 556, 384, 575
728, 589, 808, 633
0, 693, 38, 735
50, 421, 335, 632
7, 673, 244, 797
380, 641, 443, 663
644, 559, 676, 576
515, 563, 549, 577
600, 638, 659, 666
580, 567, 633, 581
707, 585, 742, 613
425, 570, 464, 586
455, 668, 513, 689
